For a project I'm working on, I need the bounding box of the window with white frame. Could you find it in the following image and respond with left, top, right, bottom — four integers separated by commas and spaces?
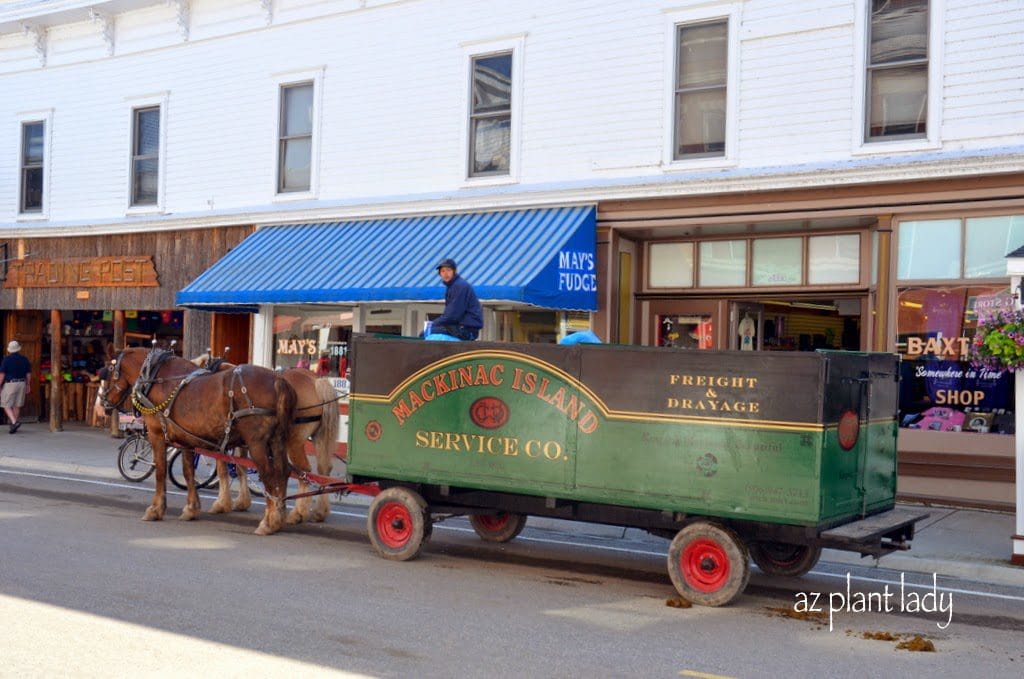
131, 106, 160, 206
468, 52, 512, 177
865, 0, 929, 141
278, 81, 313, 193
20, 121, 45, 213
673, 20, 728, 159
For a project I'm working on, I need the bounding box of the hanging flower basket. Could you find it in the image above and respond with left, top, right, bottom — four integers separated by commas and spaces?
968, 308, 1024, 372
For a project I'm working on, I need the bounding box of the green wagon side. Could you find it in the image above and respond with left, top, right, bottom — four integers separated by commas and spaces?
347, 335, 925, 606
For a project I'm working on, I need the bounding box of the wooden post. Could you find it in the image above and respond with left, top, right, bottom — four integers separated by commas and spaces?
109, 309, 125, 438
872, 215, 893, 352
49, 309, 62, 432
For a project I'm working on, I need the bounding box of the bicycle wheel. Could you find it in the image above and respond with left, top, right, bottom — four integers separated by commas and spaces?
116, 434, 155, 482
168, 449, 219, 490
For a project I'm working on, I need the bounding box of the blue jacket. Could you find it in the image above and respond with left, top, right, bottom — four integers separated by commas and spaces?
434, 274, 483, 329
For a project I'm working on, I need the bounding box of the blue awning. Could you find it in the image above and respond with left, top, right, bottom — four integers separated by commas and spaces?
177, 206, 596, 311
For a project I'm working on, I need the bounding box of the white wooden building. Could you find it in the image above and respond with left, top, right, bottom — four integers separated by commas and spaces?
2, 0, 1024, 511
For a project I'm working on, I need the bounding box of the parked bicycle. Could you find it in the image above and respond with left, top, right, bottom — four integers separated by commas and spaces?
116, 415, 156, 482
116, 430, 156, 482
168, 449, 264, 497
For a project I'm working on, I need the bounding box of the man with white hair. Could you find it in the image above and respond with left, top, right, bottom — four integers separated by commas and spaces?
0, 340, 32, 434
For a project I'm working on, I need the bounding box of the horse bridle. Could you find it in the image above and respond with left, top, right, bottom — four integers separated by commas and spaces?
97, 351, 131, 412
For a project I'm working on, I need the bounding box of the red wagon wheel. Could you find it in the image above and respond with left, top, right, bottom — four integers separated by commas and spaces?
367, 486, 431, 561
667, 521, 750, 607
470, 512, 527, 543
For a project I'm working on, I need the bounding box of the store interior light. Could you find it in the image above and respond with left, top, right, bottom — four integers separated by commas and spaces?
899, 301, 923, 309
790, 302, 837, 311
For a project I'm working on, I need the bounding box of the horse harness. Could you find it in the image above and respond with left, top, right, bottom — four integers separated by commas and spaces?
130, 349, 276, 455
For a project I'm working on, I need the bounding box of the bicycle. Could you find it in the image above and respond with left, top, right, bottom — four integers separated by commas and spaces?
116, 431, 156, 482
167, 448, 219, 490
117, 432, 219, 489
168, 448, 265, 497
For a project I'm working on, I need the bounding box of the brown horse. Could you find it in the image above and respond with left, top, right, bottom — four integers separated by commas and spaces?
191, 354, 340, 525
98, 347, 296, 535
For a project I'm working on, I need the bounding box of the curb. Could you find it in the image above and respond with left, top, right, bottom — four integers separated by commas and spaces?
821, 548, 1024, 588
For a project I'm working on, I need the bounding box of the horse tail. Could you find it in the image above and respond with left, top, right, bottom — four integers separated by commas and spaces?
312, 378, 340, 472
271, 375, 297, 479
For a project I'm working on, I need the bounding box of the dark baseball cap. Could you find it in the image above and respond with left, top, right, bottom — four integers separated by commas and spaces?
435, 258, 457, 271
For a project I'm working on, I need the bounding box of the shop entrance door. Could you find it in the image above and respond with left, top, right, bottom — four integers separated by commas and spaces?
648, 300, 722, 349
3, 310, 44, 421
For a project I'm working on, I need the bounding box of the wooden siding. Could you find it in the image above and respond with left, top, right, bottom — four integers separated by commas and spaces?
0, 225, 252, 310
1, 1, 1021, 229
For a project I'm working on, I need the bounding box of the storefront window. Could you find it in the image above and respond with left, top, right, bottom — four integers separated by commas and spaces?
496, 310, 590, 343
897, 219, 961, 279
752, 237, 801, 286
657, 314, 713, 348
648, 242, 694, 288
272, 307, 352, 377
699, 240, 746, 287
896, 285, 1015, 435
808, 234, 860, 284
964, 215, 1024, 278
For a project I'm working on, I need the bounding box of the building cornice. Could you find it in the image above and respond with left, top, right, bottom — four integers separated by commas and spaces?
3, 147, 1023, 238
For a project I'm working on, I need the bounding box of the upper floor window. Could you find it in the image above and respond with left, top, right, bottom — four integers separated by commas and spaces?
278, 82, 313, 192
131, 106, 160, 206
866, 0, 928, 141
468, 52, 512, 177
673, 20, 727, 159
20, 121, 44, 213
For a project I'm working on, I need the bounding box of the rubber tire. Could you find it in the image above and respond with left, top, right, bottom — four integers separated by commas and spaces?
667, 522, 751, 607
117, 434, 155, 482
749, 542, 822, 578
167, 449, 219, 490
470, 512, 527, 543
367, 486, 432, 561
244, 465, 266, 498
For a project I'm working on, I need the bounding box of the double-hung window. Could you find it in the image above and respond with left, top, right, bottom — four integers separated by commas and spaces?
673, 20, 728, 159
20, 121, 45, 213
131, 106, 160, 206
468, 52, 512, 177
866, 0, 929, 141
278, 82, 313, 193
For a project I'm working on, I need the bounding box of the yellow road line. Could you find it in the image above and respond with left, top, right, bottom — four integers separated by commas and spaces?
679, 670, 736, 679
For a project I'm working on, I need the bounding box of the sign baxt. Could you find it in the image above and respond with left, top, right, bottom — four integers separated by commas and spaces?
4, 256, 159, 288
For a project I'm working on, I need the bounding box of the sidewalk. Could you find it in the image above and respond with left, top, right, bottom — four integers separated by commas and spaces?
1, 421, 1021, 588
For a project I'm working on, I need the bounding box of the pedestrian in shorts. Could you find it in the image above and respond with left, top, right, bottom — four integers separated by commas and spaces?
0, 340, 32, 434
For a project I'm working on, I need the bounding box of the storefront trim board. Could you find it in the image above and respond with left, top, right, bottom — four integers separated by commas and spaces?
1005, 252, 1024, 564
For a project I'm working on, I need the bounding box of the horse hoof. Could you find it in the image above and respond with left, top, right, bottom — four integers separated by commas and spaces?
232, 501, 251, 513
286, 509, 304, 525
209, 500, 229, 514
179, 508, 200, 521
142, 507, 163, 521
